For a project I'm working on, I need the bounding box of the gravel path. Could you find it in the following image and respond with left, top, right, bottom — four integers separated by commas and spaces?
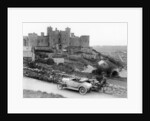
23, 77, 116, 98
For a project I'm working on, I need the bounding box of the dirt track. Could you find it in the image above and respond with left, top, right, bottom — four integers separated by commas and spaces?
23, 77, 116, 98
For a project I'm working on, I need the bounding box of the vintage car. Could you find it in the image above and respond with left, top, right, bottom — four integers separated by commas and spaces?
57, 77, 92, 95
87, 78, 101, 91
78, 77, 107, 91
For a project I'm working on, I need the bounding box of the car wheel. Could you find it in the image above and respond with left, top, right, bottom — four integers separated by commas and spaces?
57, 84, 63, 90
79, 87, 87, 95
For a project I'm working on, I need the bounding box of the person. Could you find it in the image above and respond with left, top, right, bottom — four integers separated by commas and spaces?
51, 71, 55, 83
100, 72, 107, 92
95, 75, 103, 83
101, 72, 107, 86
49, 72, 53, 82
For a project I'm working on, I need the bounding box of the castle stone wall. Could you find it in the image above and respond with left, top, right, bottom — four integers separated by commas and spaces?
28, 33, 38, 47
80, 47, 93, 54
69, 37, 80, 47
25, 26, 90, 50
47, 27, 54, 48
37, 36, 49, 47
80, 36, 89, 47
23, 36, 29, 46
60, 31, 70, 49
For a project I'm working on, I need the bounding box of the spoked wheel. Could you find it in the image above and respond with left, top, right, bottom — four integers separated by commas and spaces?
57, 84, 63, 90
79, 87, 87, 95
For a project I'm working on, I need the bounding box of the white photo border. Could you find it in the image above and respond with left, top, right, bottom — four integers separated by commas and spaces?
8, 8, 142, 113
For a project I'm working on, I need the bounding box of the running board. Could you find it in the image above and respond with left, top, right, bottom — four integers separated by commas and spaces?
63, 86, 79, 91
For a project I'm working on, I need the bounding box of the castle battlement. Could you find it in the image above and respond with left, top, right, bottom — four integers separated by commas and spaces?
23, 26, 89, 50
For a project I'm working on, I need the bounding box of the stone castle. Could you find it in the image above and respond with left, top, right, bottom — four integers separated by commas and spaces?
23, 26, 89, 50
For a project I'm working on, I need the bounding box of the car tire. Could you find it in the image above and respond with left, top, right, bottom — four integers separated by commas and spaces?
57, 84, 63, 90
79, 86, 87, 95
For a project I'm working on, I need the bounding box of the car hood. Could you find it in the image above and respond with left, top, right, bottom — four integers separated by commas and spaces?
79, 78, 89, 82
82, 82, 92, 88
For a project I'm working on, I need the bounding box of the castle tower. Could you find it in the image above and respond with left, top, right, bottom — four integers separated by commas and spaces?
47, 26, 54, 48
41, 32, 44, 36
47, 26, 52, 36
55, 28, 58, 31
80, 35, 89, 47
65, 27, 71, 37
63, 27, 71, 48
28, 33, 38, 47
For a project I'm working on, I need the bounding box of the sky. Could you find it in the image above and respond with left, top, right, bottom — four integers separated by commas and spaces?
23, 23, 127, 46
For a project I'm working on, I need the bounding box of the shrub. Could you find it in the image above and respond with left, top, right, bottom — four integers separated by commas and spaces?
35, 58, 55, 65
46, 58, 55, 65
28, 62, 37, 68
58, 63, 64, 66
36, 52, 48, 59
92, 66, 113, 77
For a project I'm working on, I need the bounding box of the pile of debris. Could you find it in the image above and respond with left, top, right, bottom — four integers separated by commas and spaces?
103, 83, 127, 98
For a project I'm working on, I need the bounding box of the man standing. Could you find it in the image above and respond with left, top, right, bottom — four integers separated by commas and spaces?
100, 72, 107, 92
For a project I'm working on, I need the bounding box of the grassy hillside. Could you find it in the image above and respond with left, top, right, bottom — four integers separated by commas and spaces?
23, 89, 65, 98
92, 46, 127, 54
92, 46, 127, 69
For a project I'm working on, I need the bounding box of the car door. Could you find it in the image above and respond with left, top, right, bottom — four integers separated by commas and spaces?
72, 79, 80, 88
66, 79, 74, 87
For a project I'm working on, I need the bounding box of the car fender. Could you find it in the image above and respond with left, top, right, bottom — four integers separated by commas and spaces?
79, 82, 92, 90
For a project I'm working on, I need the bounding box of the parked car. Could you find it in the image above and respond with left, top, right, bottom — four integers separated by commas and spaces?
57, 77, 92, 95
87, 78, 101, 91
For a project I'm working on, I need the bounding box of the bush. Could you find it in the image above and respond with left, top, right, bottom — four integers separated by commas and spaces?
58, 63, 64, 66
36, 52, 48, 59
95, 75, 103, 82
28, 62, 37, 68
92, 66, 113, 76
46, 58, 55, 65
35, 58, 55, 65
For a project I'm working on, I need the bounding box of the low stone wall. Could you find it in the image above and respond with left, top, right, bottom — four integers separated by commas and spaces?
82, 53, 97, 59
